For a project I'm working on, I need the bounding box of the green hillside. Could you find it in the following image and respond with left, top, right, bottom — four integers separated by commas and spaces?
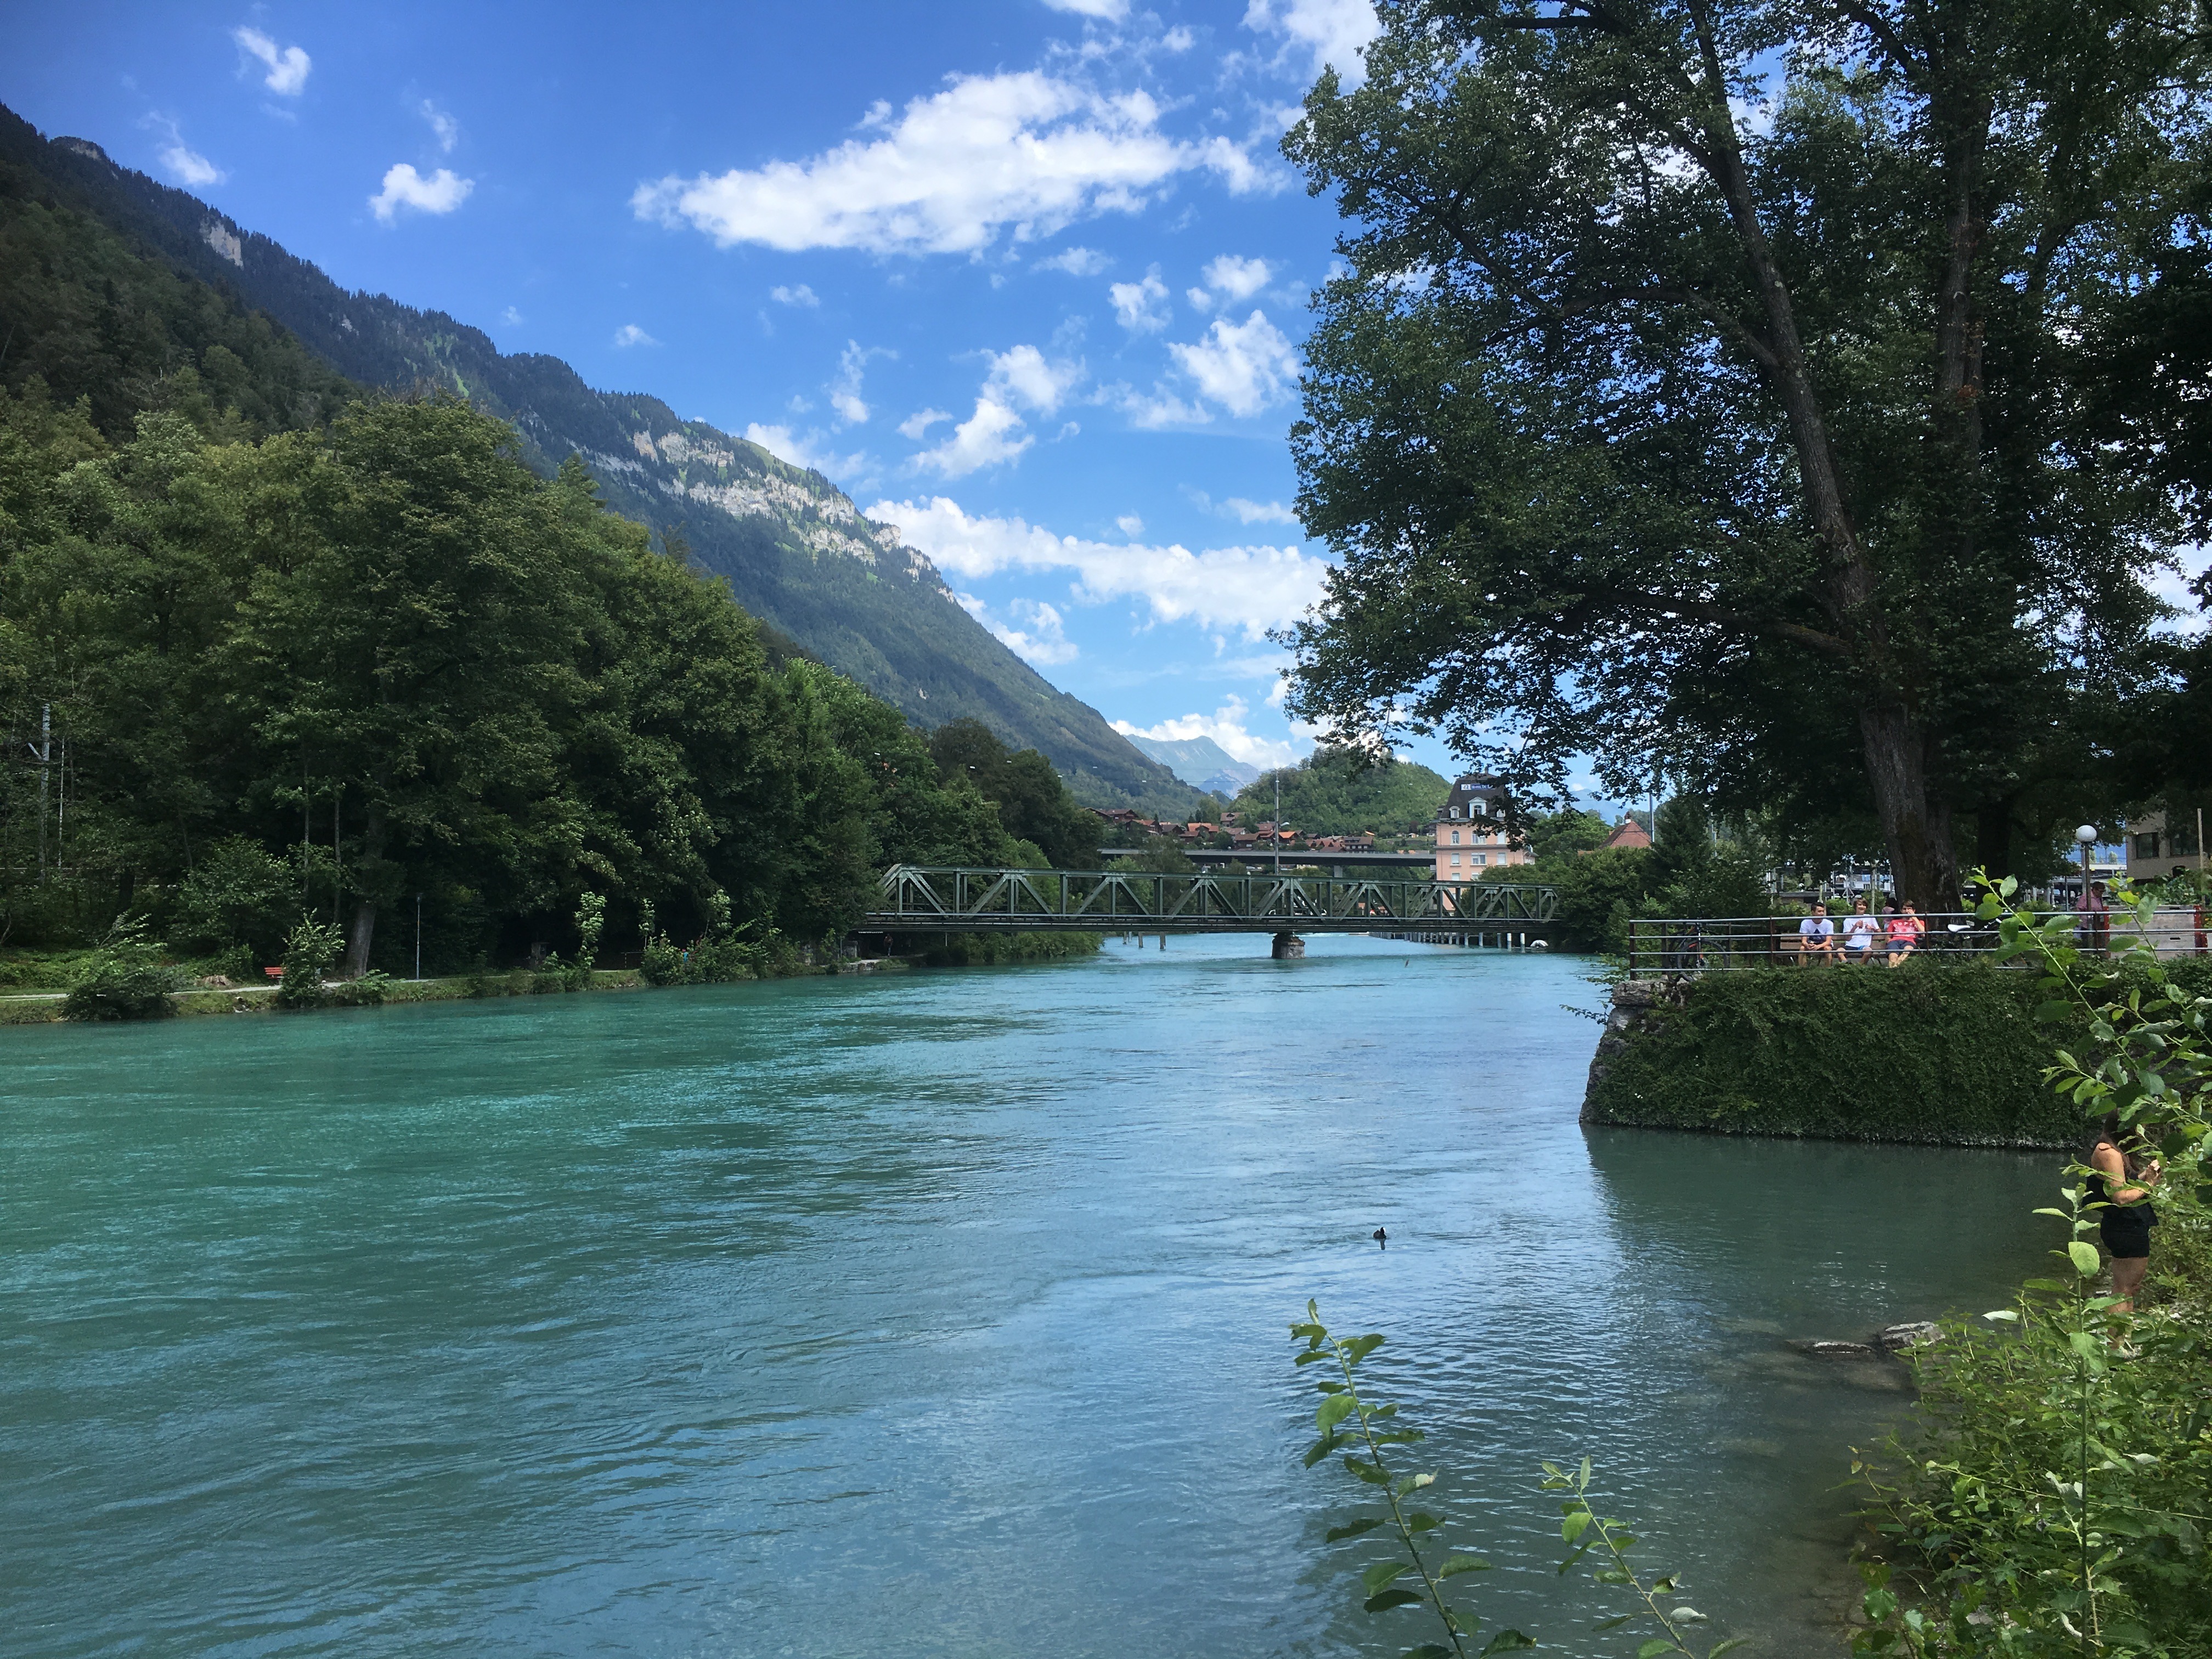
0, 104, 1204, 818
1233, 748, 1452, 836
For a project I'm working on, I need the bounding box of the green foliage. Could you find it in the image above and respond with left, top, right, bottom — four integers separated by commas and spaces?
60, 913, 179, 1020
171, 836, 297, 961
1849, 877, 2212, 1655
572, 891, 605, 976
271, 917, 342, 1009
0, 388, 1081, 976
1526, 809, 1612, 861
1277, 1, 2196, 906
1232, 745, 1449, 837
1585, 964, 2087, 1144
1290, 1302, 1743, 1658
927, 717, 1103, 868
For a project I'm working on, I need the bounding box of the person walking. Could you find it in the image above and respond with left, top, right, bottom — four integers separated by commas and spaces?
1796, 902, 1836, 963
1884, 899, 1925, 966
1839, 898, 1881, 963
2086, 1111, 2161, 1315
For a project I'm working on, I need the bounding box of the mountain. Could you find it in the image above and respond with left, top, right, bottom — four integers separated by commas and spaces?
1120, 733, 1262, 797
0, 105, 1204, 817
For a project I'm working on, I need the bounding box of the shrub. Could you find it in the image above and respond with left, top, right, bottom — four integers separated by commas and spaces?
1584, 962, 2084, 1144
61, 916, 182, 1020
171, 838, 297, 960
272, 917, 344, 1009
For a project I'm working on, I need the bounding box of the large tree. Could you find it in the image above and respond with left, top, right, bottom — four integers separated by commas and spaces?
1281, 0, 2204, 907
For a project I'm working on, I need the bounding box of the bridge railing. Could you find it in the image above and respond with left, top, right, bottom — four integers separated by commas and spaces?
1624, 909, 2210, 978
866, 865, 1559, 932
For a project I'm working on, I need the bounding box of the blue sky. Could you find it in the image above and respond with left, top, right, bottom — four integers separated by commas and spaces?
8, 0, 1491, 781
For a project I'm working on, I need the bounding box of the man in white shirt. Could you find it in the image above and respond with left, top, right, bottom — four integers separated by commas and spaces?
1839, 899, 1882, 961
1797, 902, 1836, 962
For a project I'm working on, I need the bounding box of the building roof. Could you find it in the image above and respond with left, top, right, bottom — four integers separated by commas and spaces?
1594, 818, 1652, 851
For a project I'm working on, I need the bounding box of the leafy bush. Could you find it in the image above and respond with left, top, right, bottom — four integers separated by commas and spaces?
171, 837, 297, 960
61, 915, 182, 1020
271, 917, 343, 1009
1848, 879, 2212, 1656
1584, 963, 2085, 1144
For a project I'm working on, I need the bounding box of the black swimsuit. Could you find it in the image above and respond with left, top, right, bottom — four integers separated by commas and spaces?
2089, 1144, 2157, 1260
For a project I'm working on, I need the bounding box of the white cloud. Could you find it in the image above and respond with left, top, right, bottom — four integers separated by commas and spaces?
612, 324, 658, 347
632, 71, 1261, 256
421, 101, 460, 153
369, 163, 474, 222
867, 494, 1331, 638
146, 115, 224, 186
1110, 267, 1170, 331
1201, 253, 1274, 301
830, 340, 890, 425
1243, 0, 1379, 87
1224, 496, 1299, 525
770, 283, 820, 307
1042, 0, 1130, 15
1169, 310, 1300, 416
898, 408, 952, 439
1186, 287, 1212, 309
916, 397, 1032, 475
1115, 695, 1301, 768
913, 345, 1084, 476
1116, 514, 1145, 536
500, 306, 524, 326
957, 594, 1080, 665
1036, 245, 1112, 275
986, 343, 1082, 414
234, 26, 311, 97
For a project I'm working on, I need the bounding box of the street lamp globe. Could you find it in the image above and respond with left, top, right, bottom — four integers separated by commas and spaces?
2074, 824, 2098, 846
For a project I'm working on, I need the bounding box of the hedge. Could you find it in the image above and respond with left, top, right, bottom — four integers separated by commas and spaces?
1582, 959, 2212, 1146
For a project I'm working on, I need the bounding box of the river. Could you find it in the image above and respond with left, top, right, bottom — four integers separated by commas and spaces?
2, 934, 2059, 1657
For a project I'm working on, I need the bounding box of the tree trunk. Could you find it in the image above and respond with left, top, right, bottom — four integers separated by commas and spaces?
1858, 702, 1959, 912
1975, 795, 2016, 881
344, 798, 387, 979
346, 901, 376, 979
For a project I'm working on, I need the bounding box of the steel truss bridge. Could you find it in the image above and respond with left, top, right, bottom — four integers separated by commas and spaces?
862, 865, 1559, 935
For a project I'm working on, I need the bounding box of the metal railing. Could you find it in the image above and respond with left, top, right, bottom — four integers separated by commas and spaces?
1625, 909, 2210, 978
865, 865, 1558, 934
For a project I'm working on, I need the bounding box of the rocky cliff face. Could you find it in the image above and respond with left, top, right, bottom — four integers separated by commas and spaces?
1, 105, 1204, 815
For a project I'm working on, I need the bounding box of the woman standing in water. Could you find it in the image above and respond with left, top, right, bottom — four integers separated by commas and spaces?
2087, 1111, 2162, 1313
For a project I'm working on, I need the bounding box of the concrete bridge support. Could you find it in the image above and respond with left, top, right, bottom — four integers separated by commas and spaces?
1271, 932, 1305, 960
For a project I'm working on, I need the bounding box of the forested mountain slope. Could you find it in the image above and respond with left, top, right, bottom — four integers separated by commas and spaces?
0, 103, 1201, 816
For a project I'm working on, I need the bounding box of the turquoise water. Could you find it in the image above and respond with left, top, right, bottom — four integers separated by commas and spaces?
2, 935, 2059, 1656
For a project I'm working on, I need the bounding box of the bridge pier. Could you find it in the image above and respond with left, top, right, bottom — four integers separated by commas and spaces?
1271, 931, 1305, 960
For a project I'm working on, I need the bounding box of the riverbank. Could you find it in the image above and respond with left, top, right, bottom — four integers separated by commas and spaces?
1585, 963, 2098, 1145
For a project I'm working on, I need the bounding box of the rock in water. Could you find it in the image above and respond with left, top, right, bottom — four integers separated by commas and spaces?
1791, 1340, 1883, 1359
1874, 1322, 1943, 1352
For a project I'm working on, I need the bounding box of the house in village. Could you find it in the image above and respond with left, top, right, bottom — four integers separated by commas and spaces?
1433, 774, 1530, 880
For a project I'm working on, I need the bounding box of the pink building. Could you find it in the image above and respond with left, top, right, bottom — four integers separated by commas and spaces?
1433, 774, 1528, 880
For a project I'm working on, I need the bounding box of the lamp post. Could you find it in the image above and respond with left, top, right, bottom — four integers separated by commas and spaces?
414, 892, 423, 981
2075, 823, 2098, 894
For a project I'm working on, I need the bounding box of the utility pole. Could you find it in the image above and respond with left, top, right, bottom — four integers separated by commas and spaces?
1274, 772, 1282, 878
415, 892, 423, 981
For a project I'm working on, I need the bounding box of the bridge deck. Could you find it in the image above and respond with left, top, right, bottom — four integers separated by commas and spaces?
861, 866, 1558, 934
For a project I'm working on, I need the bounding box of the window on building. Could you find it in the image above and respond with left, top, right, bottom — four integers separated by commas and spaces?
1450, 829, 1460, 844
1449, 852, 1461, 866
2175, 823, 2202, 856
1472, 852, 1487, 866
2134, 832, 2161, 859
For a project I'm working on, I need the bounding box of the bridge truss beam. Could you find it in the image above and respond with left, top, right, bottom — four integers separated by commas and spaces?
862, 865, 1559, 934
